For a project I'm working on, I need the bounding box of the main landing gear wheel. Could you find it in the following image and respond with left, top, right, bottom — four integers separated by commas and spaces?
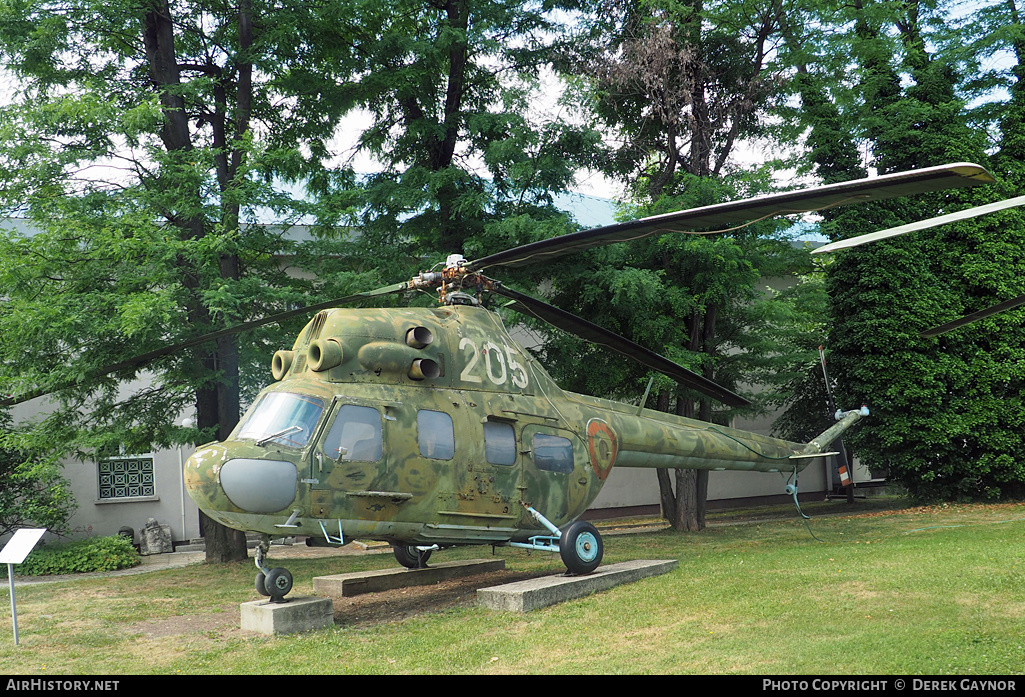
393, 544, 432, 569
560, 521, 604, 575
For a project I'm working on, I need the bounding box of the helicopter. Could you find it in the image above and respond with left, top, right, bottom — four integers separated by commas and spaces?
1, 163, 998, 599
171, 161, 1004, 601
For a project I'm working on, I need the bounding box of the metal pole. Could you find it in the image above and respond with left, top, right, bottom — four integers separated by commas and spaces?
178, 446, 186, 543
8, 564, 17, 645
179, 417, 195, 543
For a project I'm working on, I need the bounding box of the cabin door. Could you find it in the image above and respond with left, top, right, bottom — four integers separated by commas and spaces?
520, 423, 590, 527
422, 391, 522, 532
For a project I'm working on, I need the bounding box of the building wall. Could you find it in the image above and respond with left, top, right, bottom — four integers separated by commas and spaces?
9, 389, 203, 545
58, 444, 201, 543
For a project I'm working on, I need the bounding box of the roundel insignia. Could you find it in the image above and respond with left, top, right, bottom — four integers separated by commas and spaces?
586, 419, 619, 480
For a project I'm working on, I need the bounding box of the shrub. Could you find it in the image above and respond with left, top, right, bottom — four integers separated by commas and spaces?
5, 535, 140, 576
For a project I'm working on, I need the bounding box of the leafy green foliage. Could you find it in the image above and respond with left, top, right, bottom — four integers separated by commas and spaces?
760, 264, 837, 443
546, 0, 831, 528
0, 0, 391, 453
0, 415, 75, 536
0, 0, 403, 561
0, 0, 604, 558
790, 0, 1025, 501
305, 0, 603, 258
4, 535, 139, 577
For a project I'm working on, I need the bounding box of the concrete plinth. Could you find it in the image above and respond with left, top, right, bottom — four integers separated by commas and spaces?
477, 559, 678, 612
314, 558, 505, 597
240, 595, 334, 635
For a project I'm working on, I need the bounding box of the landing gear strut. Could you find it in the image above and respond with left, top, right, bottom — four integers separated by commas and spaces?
254, 538, 293, 603
509, 503, 604, 575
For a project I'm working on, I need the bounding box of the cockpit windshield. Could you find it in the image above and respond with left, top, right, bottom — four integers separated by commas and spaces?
234, 392, 326, 449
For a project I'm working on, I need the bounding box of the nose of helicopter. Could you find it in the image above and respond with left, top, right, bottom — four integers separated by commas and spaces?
184, 444, 298, 514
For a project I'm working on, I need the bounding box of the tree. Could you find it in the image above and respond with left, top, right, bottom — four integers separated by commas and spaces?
0, 414, 75, 537
296, 0, 603, 263
788, 0, 1025, 500
0, 0, 373, 559
551, 0, 807, 529
0, 0, 606, 555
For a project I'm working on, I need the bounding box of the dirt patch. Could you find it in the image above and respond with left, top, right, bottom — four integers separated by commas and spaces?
131, 608, 240, 638
330, 569, 543, 628
129, 566, 546, 638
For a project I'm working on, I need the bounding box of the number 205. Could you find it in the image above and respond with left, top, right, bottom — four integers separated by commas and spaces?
459, 338, 529, 389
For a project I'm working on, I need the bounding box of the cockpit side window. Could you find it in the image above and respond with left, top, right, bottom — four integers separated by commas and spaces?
417, 410, 455, 460
323, 405, 383, 462
234, 392, 325, 449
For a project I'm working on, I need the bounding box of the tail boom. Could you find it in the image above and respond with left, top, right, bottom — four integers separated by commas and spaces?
608, 406, 868, 474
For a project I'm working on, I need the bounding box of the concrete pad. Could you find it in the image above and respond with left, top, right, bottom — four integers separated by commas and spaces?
313, 558, 505, 597
240, 595, 334, 635
477, 559, 678, 612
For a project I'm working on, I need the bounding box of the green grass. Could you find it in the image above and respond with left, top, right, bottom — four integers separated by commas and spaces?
2, 497, 1024, 675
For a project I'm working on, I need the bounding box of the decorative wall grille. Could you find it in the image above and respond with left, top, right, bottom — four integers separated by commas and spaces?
98, 456, 155, 499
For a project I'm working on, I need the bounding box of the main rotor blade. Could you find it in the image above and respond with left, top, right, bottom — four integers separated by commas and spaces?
466, 163, 994, 271
492, 284, 751, 408
0, 281, 410, 407
813, 194, 1025, 254
920, 293, 1025, 338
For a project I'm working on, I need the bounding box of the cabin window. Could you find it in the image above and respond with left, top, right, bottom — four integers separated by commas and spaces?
532, 433, 574, 473
323, 405, 382, 461
417, 410, 455, 460
234, 392, 325, 449
484, 421, 516, 466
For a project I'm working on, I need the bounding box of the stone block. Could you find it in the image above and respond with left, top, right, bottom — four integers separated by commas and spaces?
477, 559, 678, 612
240, 595, 335, 635
140, 519, 173, 555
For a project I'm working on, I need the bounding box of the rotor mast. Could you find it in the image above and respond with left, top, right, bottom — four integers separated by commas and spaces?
407, 253, 499, 306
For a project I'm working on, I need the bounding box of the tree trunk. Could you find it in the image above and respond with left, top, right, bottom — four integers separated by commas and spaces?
143, 0, 248, 563
654, 306, 714, 531
654, 389, 708, 532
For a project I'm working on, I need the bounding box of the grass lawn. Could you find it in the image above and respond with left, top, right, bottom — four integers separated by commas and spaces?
2, 497, 1023, 675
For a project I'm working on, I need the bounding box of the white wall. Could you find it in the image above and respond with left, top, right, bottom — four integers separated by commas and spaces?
10, 389, 202, 544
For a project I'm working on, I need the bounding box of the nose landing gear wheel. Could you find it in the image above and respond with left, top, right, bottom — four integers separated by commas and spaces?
393, 544, 432, 569
559, 521, 603, 575
263, 567, 293, 602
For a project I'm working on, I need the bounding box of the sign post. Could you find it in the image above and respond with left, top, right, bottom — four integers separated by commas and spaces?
0, 528, 47, 645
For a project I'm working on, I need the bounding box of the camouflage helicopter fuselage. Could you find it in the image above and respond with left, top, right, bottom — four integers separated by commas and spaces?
184, 304, 846, 548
